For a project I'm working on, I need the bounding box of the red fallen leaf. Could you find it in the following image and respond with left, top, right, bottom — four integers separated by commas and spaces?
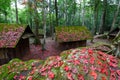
101, 64, 107, 68
78, 74, 84, 80
72, 55, 76, 59
40, 67, 47, 72
14, 75, 17, 79
118, 77, 120, 80
97, 60, 102, 66
90, 65, 96, 71
54, 61, 63, 67
47, 66, 52, 70
109, 68, 116, 73
67, 72, 73, 80
19, 75, 26, 79
73, 60, 80, 65
102, 76, 106, 80
96, 67, 101, 72
89, 57, 95, 64
116, 70, 120, 76
74, 49, 80, 53
81, 48, 87, 53
28, 76, 33, 80
41, 72, 47, 76
108, 62, 117, 68
48, 71, 55, 79
72, 68, 77, 74
7, 66, 10, 69
98, 51, 107, 58
30, 70, 35, 75
101, 68, 108, 76
97, 55, 106, 61
64, 66, 70, 72
88, 49, 93, 55
83, 54, 89, 59
110, 73, 116, 80
79, 55, 84, 59
109, 55, 118, 64
83, 59, 88, 64
90, 71, 97, 80
83, 65, 88, 73
56, 56, 61, 61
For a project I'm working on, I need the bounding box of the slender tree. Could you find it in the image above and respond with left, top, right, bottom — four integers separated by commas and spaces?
55, 0, 58, 26
15, 0, 18, 23
42, 0, 47, 50
99, 0, 107, 34
82, 0, 85, 26
110, 1, 120, 32
28, 0, 33, 29
93, 0, 100, 35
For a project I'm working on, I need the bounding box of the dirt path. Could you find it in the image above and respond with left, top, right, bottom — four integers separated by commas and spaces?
22, 37, 110, 61
22, 38, 61, 60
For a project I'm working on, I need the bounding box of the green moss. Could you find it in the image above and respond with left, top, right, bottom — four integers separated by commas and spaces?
0, 23, 27, 32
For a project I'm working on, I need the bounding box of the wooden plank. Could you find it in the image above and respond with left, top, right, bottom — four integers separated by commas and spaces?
22, 33, 34, 39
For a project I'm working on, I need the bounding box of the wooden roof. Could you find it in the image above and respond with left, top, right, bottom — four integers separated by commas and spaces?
0, 23, 33, 48
55, 26, 93, 43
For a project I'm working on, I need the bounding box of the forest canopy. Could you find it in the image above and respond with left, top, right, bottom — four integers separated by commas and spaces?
0, 0, 120, 36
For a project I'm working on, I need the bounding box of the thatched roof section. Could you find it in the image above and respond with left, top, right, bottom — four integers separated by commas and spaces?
0, 23, 31, 48
55, 26, 93, 43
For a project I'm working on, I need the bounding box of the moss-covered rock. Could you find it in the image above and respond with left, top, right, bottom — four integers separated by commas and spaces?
0, 48, 120, 80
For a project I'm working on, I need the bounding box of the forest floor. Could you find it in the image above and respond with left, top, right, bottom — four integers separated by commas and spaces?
22, 37, 111, 61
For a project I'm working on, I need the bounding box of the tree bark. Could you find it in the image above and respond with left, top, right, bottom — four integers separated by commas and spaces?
93, 0, 99, 35
15, 0, 18, 24
99, 0, 107, 34
82, 0, 85, 26
28, 0, 33, 29
42, 0, 47, 50
55, 0, 58, 26
34, 0, 40, 45
4, 12, 7, 23
110, 1, 120, 32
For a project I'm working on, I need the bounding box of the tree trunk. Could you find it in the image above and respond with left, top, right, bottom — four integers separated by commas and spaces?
49, 0, 53, 39
93, 0, 99, 35
55, 0, 58, 26
110, 1, 120, 32
4, 12, 7, 23
34, 0, 40, 45
79, 0, 81, 25
42, 0, 47, 50
82, 0, 85, 26
15, 0, 18, 24
99, 0, 107, 34
28, 0, 33, 29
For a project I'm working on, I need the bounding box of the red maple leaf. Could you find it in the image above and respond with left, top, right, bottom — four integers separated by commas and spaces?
89, 57, 95, 64
64, 66, 70, 72
90, 71, 97, 80
110, 73, 116, 80
48, 71, 55, 79
67, 72, 73, 80
78, 74, 84, 80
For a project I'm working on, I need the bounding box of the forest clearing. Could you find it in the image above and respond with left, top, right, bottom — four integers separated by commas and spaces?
0, 0, 120, 80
